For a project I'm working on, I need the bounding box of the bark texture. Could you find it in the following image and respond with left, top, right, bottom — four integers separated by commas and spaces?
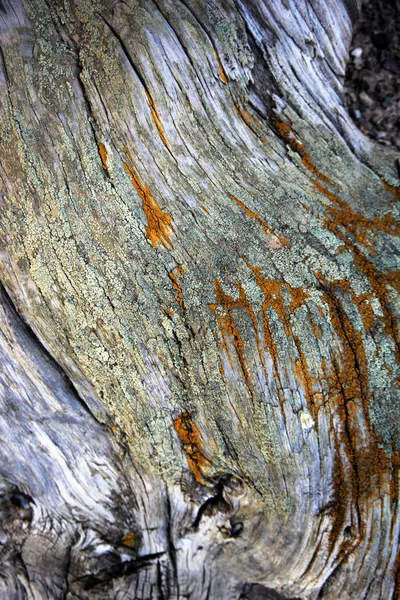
0, 0, 399, 598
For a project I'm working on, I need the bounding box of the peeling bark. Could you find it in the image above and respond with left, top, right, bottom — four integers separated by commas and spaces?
0, 0, 399, 598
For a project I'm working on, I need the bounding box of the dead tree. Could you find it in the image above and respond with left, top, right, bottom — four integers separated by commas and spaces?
0, 0, 399, 598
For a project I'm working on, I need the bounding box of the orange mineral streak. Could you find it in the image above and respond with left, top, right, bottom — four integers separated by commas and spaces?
169, 265, 185, 309
382, 179, 400, 202
247, 264, 310, 411
233, 105, 267, 144
173, 412, 212, 484
314, 181, 400, 362
144, 90, 172, 152
214, 49, 228, 84
248, 264, 309, 336
326, 279, 376, 333
123, 152, 173, 249
98, 142, 108, 170
313, 179, 400, 251
294, 340, 320, 421
272, 117, 332, 185
230, 194, 288, 246
210, 280, 260, 395
319, 284, 393, 551
385, 269, 400, 294
272, 119, 399, 546
121, 531, 136, 548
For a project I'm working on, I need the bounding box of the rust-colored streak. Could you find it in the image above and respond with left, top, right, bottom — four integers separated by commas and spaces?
314, 179, 400, 251
319, 284, 393, 551
382, 179, 400, 202
230, 194, 288, 247
210, 280, 258, 395
98, 142, 108, 170
385, 269, 400, 294
354, 292, 375, 331
214, 49, 228, 84
313, 180, 400, 362
123, 151, 173, 249
169, 265, 185, 309
173, 412, 211, 484
272, 117, 332, 185
247, 264, 310, 413
248, 264, 309, 337
121, 531, 136, 548
294, 341, 318, 421
234, 105, 266, 144
271, 118, 398, 554
144, 90, 172, 152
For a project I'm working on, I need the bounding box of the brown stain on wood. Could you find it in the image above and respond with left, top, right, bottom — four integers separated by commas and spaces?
317, 282, 393, 553
265, 118, 399, 561
248, 264, 310, 413
248, 265, 309, 337
382, 179, 400, 202
144, 90, 173, 153
272, 117, 332, 185
308, 175, 400, 549
313, 179, 400, 252
277, 125, 400, 367
214, 49, 228, 84
234, 105, 266, 144
210, 280, 258, 396
98, 142, 108, 170
315, 182, 400, 365
173, 412, 211, 484
121, 531, 136, 548
169, 265, 185, 309
123, 149, 173, 249
230, 194, 288, 247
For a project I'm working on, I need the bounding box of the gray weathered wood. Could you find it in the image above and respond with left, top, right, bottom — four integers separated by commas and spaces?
0, 0, 399, 598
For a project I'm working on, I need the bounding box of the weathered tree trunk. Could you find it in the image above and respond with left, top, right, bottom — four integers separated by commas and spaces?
0, 0, 399, 598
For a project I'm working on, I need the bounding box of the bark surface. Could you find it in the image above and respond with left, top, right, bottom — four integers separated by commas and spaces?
0, 0, 399, 598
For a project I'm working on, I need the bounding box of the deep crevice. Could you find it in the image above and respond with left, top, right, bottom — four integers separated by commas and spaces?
0, 282, 109, 427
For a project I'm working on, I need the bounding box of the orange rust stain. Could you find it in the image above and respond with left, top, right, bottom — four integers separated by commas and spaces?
173, 412, 211, 484
354, 292, 375, 331
272, 117, 332, 185
144, 90, 172, 152
325, 279, 376, 333
246, 264, 310, 412
382, 179, 400, 202
169, 265, 185, 309
272, 117, 399, 544
210, 280, 258, 394
313, 181, 400, 362
294, 340, 320, 421
317, 282, 393, 551
234, 105, 266, 144
123, 150, 173, 249
313, 179, 400, 251
248, 264, 309, 336
385, 269, 400, 294
98, 142, 108, 170
230, 195, 288, 247
214, 49, 228, 84
310, 318, 321, 340
121, 531, 136, 548
160, 305, 174, 318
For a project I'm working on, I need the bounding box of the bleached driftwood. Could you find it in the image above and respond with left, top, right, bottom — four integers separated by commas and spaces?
0, 0, 399, 598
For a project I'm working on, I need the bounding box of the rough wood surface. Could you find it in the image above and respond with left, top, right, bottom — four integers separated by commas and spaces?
0, 0, 399, 598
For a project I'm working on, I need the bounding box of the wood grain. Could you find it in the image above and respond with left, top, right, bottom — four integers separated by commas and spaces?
0, 0, 399, 597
